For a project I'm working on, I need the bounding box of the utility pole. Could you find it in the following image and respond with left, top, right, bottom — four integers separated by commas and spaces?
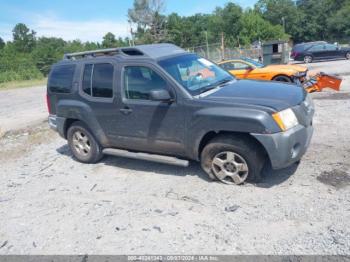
282, 17, 286, 33
128, 20, 135, 46
205, 31, 209, 59
221, 32, 225, 61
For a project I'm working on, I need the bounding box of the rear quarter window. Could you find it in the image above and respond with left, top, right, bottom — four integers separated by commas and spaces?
48, 64, 76, 93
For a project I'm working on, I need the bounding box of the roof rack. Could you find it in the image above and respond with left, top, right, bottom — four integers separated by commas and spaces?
63, 48, 122, 60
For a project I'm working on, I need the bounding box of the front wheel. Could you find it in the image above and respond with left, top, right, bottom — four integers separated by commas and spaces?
272, 75, 292, 82
200, 135, 266, 185
346, 52, 350, 60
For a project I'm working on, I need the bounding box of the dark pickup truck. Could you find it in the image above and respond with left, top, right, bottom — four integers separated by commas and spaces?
47, 44, 314, 185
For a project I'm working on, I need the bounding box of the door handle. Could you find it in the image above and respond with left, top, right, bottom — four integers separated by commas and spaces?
120, 107, 133, 115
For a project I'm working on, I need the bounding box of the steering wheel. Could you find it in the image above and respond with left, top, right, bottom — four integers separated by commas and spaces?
188, 72, 206, 86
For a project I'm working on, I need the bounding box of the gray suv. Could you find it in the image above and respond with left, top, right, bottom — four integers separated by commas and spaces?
47, 44, 314, 185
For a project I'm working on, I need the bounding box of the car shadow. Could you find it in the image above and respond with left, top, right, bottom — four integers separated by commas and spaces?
291, 57, 347, 65
255, 162, 299, 188
56, 144, 299, 187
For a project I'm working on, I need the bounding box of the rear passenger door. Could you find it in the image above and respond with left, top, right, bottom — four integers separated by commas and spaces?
79, 61, 117, 141
111, 63, 185, 155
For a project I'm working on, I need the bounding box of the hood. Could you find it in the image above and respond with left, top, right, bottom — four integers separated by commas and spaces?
264, 64, 307, 73
201, 79, 306, 111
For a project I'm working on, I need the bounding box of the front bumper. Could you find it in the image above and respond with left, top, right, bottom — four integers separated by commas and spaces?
252, 124, 314, 169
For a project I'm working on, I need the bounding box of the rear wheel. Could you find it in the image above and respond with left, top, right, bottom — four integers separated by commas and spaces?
304, 55, 313, 63
272, 75, 292, 82
346, 52, 350, 60
67, 121, 103, 163
200, 135, 265, 185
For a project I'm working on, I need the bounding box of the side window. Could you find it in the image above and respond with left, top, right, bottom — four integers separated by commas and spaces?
82, 63, 113, 98
309, 44, 324, 52
124, 66, 168, 100
48, 64, 76, 93
220, 62, 235, 71
325, 44, 337, 51
233, 62, 251, 70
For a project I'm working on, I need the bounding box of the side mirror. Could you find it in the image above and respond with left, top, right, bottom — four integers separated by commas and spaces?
149, 89, 173, 102
246, 66, 254, 71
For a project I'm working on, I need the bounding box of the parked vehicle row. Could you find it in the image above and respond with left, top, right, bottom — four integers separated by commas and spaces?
218, 57, 342, 93
291, 41, 350, 63
47, 44, 315, 186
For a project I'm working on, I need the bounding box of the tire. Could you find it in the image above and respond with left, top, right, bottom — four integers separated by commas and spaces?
272, 75, 292, 82
67, 121, 103, 163
346, 52, 350, 60
303, 55, 313, 63
200, 135, 266, 185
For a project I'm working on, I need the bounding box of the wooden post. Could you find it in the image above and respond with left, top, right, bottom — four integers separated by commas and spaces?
221, 32, 225, 61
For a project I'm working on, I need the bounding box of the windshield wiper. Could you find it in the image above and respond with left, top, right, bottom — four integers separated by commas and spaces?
215, 78, 233, 87
198, 78, 233, 94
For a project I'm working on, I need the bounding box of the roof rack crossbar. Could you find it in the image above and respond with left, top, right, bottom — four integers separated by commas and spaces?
63, 48, 122, 60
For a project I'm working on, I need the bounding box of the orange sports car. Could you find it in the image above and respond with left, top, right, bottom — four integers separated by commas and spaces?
218, 58, 308, 83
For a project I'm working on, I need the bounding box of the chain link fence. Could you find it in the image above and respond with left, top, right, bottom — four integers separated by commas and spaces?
187, 43, 262, 62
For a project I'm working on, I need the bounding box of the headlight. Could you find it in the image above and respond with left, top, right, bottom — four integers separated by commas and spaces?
272, 108, 299, 131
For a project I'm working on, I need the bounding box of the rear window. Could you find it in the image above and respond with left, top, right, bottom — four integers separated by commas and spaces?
48, 64, 76, 93
292, 44, 306, 52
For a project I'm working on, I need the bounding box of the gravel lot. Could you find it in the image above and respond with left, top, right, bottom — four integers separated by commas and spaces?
0, 60, 350, 255
0, 86, 47, 136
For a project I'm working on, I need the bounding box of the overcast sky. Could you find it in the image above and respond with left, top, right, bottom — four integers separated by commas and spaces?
0, 0, 257, 42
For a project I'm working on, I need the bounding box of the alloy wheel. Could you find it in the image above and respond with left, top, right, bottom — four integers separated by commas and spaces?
211, 151, 249, 185
72, 131, 91, 156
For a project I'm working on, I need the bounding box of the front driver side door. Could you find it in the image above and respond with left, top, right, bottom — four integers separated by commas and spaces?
222, 61, 253, 79
112, 64, 186, 155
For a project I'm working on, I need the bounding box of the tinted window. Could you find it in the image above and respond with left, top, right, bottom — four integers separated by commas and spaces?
92, 64, 113, 98
220, 62, 235, 71
82, 63, 113, 98
49, 65, 75, 93
325, 44, 337, 51
232, 62, 251, 70
82, 64, 93, 95
124, 66, 168, 100
309, 44, 324, 51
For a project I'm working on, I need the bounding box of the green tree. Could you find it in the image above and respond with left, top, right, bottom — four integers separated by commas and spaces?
31, 37, 66, 76
255, 0, 300, 37
12, 23, 36, 52
209, 3, 243, 46
128, 0, 167, 43
0, 43, 42, 83
327, 2, 350, 41
102, 32, 117, 48
0, 37, 5, 49
238, 10, 289, 46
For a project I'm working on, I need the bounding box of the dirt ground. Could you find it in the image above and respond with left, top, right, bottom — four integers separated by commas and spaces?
0, 60, 350, 255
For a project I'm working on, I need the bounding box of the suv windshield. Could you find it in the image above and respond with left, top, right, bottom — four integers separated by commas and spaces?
159, 54, 234, 96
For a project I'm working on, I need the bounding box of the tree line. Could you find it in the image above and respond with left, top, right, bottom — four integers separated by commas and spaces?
1, 0, 349, 84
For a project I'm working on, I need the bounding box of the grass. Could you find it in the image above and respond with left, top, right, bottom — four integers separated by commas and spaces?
0, 78, 47, 90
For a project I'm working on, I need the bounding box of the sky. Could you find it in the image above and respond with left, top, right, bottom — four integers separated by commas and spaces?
0, 0, 257, 42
